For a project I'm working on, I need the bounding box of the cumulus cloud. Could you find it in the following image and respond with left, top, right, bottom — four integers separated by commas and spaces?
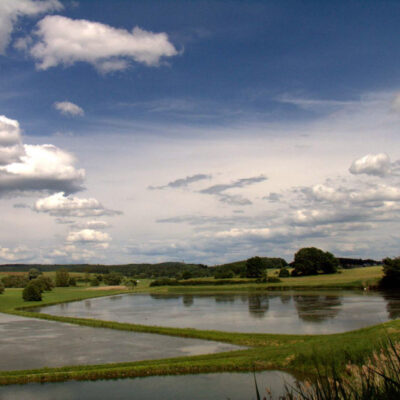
0, 0, 62, 53
66, 229, 111, 244
54, 101, 84, 116
349, 153, 392, 177
0, 115, 87, 197
149, 173, 211, 190
25, 15, 178, 72
0, 115, 25, 165
0, 144, 85, 196
34, 192, 121, 217
0, 246, 32, 261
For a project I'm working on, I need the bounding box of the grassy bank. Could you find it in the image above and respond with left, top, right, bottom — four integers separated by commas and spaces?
0, 266, 397, 386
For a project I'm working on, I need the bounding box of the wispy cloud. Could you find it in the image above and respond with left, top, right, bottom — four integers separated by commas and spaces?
148, 173, 211, 190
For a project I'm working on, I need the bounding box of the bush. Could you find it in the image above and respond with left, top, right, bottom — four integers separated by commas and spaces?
33, 276, 54, 291
214, 269, 234, 279
22, 281, 42, 301
55, 269, 70, 287
90, 277, 100, 286
28, 268, 42, 280
1, 274, 29, 288
103, 272, 123, 285
279, 268, 290, 277
68, 277, 77, 286
0, 281, 4, 294
267, 276, 281, 283
380, 257, 400, 289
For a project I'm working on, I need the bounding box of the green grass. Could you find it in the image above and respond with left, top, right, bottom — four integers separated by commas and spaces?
0, 267, 397, 386
157, 267, 384, 293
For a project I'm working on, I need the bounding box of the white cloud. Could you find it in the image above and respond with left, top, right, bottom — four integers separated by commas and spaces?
54, 101, 84, 116
34, 192, 120, 217
66, 229, 111, 244
349, 153, 391, 177
0, 144, 85, 196
0, 115, 25, 165
0, 246, 32, 261
26, 15, 178, 72
0, 0, 62, 53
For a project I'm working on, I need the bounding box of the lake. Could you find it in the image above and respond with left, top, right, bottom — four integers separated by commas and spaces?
0, 313, 241, 371
35, 290, 400, 334
0, 371, 296, 400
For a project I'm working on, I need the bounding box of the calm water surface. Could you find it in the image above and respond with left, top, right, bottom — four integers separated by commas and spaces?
36, 290, 400, 334
0, 371, 295, 400
0, 313, 241, 371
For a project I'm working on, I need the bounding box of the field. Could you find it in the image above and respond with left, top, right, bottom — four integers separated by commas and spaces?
0, 266, 398, 386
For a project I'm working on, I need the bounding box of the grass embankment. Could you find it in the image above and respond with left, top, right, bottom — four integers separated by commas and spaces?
0, 266, 397, 386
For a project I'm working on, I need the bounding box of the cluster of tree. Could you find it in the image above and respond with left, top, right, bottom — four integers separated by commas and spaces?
0, 262, 211, 280
338, 258, 380, 269
380, 257, 400, 289
291, 247, 338, 276
1, 274, 29, 288
22, 275, 54, 301
213, 257, 288, 278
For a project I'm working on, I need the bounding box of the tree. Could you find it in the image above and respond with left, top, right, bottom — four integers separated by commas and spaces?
0, 281, 4, 294
69, 277, 77, 286
380, 257, 400, 288
90, 277, 100, 286
22, 281, 42, 301
279, 268, 290, 277
292, 247, 338, 276
28, 268, 41, 280
55, 269, 70, 287
246, 256, 265, 278
103, 272, 123, 285
33, 276, 54, 291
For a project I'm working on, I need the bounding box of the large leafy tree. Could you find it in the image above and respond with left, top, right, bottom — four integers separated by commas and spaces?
292, 247, 338, 276
381, 257, 400, 288
245, 256, 266, 278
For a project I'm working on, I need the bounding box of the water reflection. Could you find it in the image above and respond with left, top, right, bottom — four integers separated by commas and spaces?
36, 290, 400, 334
293, 295, 341, 322
382, 291, 400, 319
0, 371, 296, 400
248, 295, 270, 318
182, 295, 194, 307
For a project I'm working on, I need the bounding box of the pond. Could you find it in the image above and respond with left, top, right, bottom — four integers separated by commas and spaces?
35, 290, 400, 334
0, 371, 296, 400
0, 313, 241, 371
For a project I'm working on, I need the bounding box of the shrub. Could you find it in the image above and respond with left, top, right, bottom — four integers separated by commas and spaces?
33, 276, 54, 291
103, 272, 123, 285
0, 281, 4, 294
90, 277, 100, 286
28, 268, 42, 280
279, 268, 290, 277
214, 269, 234, 279
55, 269, 70, 287
267, 276, 281, 283
22, 281, 42, 301
182, 270, 193, 280
1, 274, 29, 288
69, 277, 77, 286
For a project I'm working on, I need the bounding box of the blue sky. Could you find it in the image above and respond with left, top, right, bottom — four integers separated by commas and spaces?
1, 0, 400, 264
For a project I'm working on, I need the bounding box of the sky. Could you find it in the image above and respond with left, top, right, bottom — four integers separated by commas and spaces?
1, 0, 400, 265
